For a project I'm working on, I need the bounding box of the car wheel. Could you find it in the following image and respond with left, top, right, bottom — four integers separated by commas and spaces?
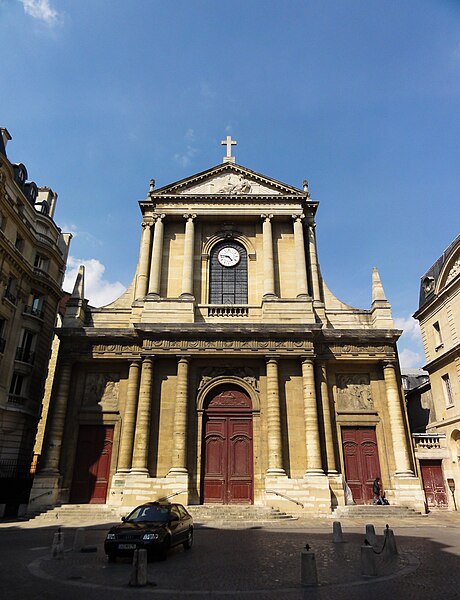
183, 528, 193, 550
107, 553, 117, 563
158, 536, 170, 561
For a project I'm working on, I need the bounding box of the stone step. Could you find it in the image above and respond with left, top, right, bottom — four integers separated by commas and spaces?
331, 505, 422, 518
28, 503, 297, 523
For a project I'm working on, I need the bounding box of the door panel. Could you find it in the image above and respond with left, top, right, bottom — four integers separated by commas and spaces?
70, 425, 113, 504
202, 387, 253, 504
342, 427, 381, 505
420, 461, 448, 509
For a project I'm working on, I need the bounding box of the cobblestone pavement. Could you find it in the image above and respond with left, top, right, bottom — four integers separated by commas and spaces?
1, 513, 459, 600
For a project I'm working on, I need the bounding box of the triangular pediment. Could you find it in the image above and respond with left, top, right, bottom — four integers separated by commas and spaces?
153, 163, 304, 196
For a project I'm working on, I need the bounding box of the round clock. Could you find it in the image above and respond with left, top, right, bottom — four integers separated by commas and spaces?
217, 247, 240, 267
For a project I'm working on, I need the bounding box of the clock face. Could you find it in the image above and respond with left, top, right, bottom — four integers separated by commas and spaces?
217, 247, 240, 267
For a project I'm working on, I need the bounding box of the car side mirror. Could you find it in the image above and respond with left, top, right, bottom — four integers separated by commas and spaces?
121, 516, 126, 522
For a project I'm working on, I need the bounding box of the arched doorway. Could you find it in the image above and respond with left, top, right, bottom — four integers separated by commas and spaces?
201, 385, 253, 504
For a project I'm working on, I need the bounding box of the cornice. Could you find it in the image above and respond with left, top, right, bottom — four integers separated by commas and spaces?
423, 341, 460, 373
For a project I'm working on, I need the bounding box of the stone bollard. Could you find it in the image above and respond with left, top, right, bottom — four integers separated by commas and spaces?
73, 528, 86, 552
365, 523, 377, 546
300, 545, 318, 587
383, 526, 398, 558
332, 521, 344, 543
360, 543, 377, 577
129, 549, 148, 587
51, 528, 64, 559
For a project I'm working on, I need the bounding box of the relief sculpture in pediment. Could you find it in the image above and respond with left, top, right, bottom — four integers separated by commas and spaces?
217, 175, 252, 194
336, 374, 373, 411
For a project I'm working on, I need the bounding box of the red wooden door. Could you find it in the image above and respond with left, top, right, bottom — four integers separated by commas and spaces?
342, 427, 381, 504
70, 425, 113, 504
420, 461, 448, 509
202, 388, 253, 504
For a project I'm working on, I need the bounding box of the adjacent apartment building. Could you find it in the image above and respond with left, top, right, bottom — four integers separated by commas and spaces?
413, 234, 460, 511
0, 128, 71, 516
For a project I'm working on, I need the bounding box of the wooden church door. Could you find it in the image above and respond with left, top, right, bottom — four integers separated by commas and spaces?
342, 427, 381, 504
70, 425, 113, 504
202, 387, 253, 504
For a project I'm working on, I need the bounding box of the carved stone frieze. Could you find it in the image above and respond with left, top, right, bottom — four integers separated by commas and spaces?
336, 373, 374, 411
446, 259, 460, 286
198, 367, 260, 392
143, 338, 313, 353
322, 343, 394, 358
217, 175, 252, 194
91, 344, 142, 355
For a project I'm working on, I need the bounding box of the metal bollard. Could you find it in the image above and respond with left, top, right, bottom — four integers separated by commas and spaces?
360, 543, 377, 577
51, 528, 64, 559
129, 549, 148, 587
73, 527, 86, 552
332, 521, 344, 543
300, 544, 318, 586
383, 526, 398, 557
365, 523, 377, 546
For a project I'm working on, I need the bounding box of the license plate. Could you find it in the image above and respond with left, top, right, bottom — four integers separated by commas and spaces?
118, 543, 136, 550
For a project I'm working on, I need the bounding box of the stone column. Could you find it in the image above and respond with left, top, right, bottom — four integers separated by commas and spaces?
301, 357, 324, 475
292, 214, 309, 298
117, 360, 141, 473
307, 224, 321, 302
383, 362, 414, 476
261, 214, 276, 298
316, 361, 338, 474
148, 214, 165, 296
266, 357, 286, 475
135, 222, 152, 298
181, 214, 196, 298
40, 361, 73, 473
131, 357, 154, 474
168, 356, 190, 475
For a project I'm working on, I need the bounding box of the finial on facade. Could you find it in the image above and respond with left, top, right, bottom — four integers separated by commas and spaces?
221, 135, 237, 164
149, 179, 155, 193
372, 267, 387, 302
303, 179, 311, 197
71, 265, 85, 301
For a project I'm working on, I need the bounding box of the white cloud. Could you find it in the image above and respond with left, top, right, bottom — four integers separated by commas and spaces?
18, 0, 59, 25
63, 256, 126, 308
395, 315, 424, 368
174, 129, 198, 168
60, 223, 102, 248
399, 348, 423, 369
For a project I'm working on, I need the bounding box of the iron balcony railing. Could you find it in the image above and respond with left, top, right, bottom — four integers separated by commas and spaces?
15, 346, 35, 364
4, 289, 17, 304
23, 304, 45, 319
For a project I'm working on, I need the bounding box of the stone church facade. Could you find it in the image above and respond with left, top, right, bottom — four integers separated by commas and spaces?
31, 140, 425, 514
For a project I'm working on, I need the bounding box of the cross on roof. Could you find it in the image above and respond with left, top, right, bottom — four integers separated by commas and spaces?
221, 135, 237, 163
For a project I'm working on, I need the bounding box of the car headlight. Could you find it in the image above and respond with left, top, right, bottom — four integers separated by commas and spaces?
142, 533, 159, 540
106, 533, 116, 540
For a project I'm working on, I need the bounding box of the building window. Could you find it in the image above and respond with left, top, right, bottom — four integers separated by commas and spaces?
0, 318, 6, 353
16, 329, 35, 364
15, 234, 24, 252
0, 211, 5, 231
8, 372, 25, 403
442, 374, 454, 407
209, 241, 248, 304
4, 276, 17, 304
25, 291, 44, 318
433, 321, 443, 349
34, 253, 48, 272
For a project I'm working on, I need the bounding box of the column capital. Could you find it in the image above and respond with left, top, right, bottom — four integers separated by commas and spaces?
265, 355, 281, 363
141, 355, 156, 364
300, 355, 315, 365
153, 213, 165, 223
292, 213, 305, 222
382, 360, 397, 370
141, 221, 152, 231
176, 354, 191, 362
261, 213, 274, 221
183, 213, 197, 221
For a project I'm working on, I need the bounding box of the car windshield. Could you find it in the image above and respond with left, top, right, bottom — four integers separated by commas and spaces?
126, 505, 170, 523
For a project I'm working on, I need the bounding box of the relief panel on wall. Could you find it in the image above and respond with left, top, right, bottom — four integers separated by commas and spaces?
82, 373, 120, 411
336, 374, 374, 411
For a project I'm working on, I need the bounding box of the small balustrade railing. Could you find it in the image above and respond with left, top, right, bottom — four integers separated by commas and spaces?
207, 305, 249, 317
412, 433, 446, 450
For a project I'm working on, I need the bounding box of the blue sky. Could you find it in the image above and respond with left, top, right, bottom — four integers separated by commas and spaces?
1, 0, 459, 367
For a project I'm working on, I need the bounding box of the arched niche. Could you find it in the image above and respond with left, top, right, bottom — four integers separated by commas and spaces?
196, 376, 260, 414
